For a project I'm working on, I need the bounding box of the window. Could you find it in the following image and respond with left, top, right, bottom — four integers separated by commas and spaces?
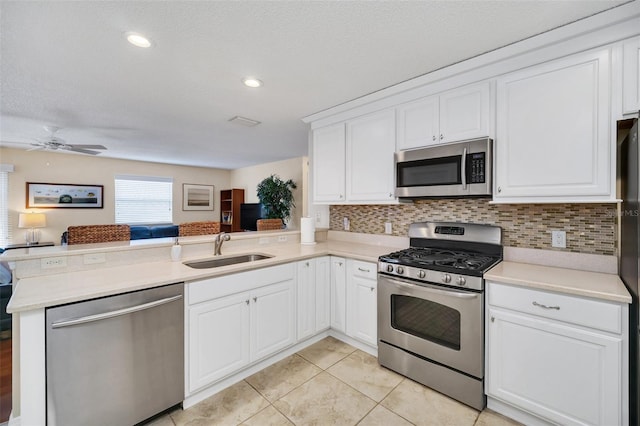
114, 175, 173, 224
0, 164, 14, 247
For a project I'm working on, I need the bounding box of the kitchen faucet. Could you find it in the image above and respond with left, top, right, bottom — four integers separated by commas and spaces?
214, 232, 230, 256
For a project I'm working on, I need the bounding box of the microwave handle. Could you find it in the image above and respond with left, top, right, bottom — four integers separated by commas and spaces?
461, 147, 467, 190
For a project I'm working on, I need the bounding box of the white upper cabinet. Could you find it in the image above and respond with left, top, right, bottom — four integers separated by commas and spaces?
346, 109, 396, 201
494, 48, 613, 203
312, 109, 396, 204
312, 123, 346, 203
623, 36, 640, 115
396, 82, 491, 151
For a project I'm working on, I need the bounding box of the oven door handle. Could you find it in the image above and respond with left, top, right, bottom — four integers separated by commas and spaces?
384, 277, 479, 299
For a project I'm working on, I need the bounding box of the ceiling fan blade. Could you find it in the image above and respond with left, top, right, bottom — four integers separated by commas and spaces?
66, 147, 102, 155
68, 144, 107, 150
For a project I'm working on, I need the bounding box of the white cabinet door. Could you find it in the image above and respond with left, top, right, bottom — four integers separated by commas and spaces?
495, 48, 612, 202
330, 256, 347, 333
396, 82, 491, 151
439, 83, 490, 143
296, 260, 316, 340
487, 308, 622, 426
346, 110, 396, 201
251, 280, 296, 361
315, 256, 331, 332
188, 292, 250, 392
623, 37, 640, 115
397, 96, 439, 150
346, 260, 378, 347
312, 123, 346, 203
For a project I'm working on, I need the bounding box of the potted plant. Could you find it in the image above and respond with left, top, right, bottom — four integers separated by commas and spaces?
256, 174, 297, 225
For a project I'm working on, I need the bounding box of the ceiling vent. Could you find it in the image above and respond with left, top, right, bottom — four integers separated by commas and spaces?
228, 116, 261, 127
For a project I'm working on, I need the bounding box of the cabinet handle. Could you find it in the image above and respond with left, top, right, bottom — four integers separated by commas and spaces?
358, 267, 370, 273
339, 262, 343, 266
389, 193, 393, 198
432, 135, 436, 141
532, 301, 560, 310
440, 134, 444, 140
497, 186, 502, 193
253, 297, 258, 303
339, 194, 343, 199
305, 262, 309, 267
370, 287, 375, 292
245, 299, 250, 305
491, 316, 495, 322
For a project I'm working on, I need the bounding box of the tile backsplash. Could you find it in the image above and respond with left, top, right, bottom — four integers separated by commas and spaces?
330, 200, 617, 256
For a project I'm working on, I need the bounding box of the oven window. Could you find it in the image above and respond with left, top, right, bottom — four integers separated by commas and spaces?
397, 156, 461, 187
391, 295, 461, 350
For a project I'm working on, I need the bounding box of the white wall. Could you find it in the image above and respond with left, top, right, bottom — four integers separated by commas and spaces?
229, 157, 306, 229
1, 147, 231, 244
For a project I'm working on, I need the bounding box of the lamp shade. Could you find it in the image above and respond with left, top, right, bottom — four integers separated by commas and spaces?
18, 213, 47, 228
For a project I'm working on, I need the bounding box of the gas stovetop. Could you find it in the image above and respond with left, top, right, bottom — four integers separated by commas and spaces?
379, 247, 501, 275
378, 221, 503, 291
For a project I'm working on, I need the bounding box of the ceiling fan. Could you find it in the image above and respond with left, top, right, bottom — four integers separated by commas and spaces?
15, 125, 108, 155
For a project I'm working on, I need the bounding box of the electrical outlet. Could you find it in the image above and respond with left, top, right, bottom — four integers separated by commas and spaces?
315, 211, 322, 224
343, 217, 350, 231
259, 237, 270, 245
83, 253, 106, 265
41, 256, 67, 269
551, 230, 566, 248
278, 235, 288, 243
385, 222, 392, 234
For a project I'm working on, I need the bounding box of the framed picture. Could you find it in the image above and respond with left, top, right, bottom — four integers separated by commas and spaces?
183, 184, 214, 211
26, 182, 104, 208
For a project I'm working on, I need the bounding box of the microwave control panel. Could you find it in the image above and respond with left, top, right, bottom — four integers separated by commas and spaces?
467, 152, 486, 183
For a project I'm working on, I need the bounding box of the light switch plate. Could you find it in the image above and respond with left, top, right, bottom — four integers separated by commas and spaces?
551, 230, 566, 248
41, 256, 67, 269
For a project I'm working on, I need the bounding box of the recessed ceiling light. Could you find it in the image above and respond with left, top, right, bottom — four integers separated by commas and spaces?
125, 32, 152, 48
242, 77, 263, 88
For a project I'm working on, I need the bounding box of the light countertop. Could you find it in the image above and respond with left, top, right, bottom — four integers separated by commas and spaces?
7, 240, 395, 313
485, 261, 631, 304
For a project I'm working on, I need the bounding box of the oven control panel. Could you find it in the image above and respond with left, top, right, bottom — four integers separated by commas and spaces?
378, 261, 483, 291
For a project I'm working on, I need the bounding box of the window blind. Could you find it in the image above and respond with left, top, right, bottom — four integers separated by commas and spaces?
0, 170, 11, 247
114, 175, 173, 224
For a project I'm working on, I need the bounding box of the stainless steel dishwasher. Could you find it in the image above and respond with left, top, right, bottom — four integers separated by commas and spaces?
46, 283, 184, 426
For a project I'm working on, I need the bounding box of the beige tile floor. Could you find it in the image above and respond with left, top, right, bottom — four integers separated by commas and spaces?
148, 337, 521, 426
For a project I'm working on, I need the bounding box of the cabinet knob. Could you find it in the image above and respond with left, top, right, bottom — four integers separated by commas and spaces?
370, 287, 375, 292
305, 262, 309, 267
432, 135, 436, 141
389, 193, 393, 198
339, 262, 343, 266
253, 297, 258, 303
440, 134, 444, 140
497, 186, 502, 193
491, 316, 495, 323
245, 299, 250, 305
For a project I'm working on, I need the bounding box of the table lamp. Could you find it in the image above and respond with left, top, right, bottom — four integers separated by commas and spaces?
18, 212, 47, 245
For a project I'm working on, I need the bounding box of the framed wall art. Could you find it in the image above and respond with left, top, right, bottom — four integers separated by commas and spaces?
26, 182, 104, 208
183, 184, 214, 211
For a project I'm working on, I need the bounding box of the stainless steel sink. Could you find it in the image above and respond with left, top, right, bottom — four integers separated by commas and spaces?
184, 254, 273, 269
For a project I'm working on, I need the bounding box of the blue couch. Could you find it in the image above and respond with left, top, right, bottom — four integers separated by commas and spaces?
130, 224, 179, 240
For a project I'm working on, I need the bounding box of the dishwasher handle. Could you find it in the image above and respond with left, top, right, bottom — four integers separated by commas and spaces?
52, 294, 183, 329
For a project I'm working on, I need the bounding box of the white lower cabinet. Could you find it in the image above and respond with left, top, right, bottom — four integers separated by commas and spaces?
187, 264, 295, 393
296, 256, 331, 341
486, 282, 627, 426
346, 259, 378, 347
330, 256, 347, 333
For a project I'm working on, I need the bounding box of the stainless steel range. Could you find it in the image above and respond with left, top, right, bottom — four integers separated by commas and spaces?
377, 221, 502, 410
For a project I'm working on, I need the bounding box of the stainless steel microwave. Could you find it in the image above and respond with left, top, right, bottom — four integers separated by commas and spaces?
395, 138, 492, 198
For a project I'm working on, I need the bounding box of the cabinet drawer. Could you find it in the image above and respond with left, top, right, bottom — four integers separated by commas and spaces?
188, 263, 295, 305
350, 260, 377, 280
487, 282, 622, 334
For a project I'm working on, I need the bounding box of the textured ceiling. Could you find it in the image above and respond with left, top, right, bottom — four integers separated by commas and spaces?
0, 0, 629, 169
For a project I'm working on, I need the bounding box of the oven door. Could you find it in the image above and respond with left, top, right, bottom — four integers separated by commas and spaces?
377, 274, 484, 378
